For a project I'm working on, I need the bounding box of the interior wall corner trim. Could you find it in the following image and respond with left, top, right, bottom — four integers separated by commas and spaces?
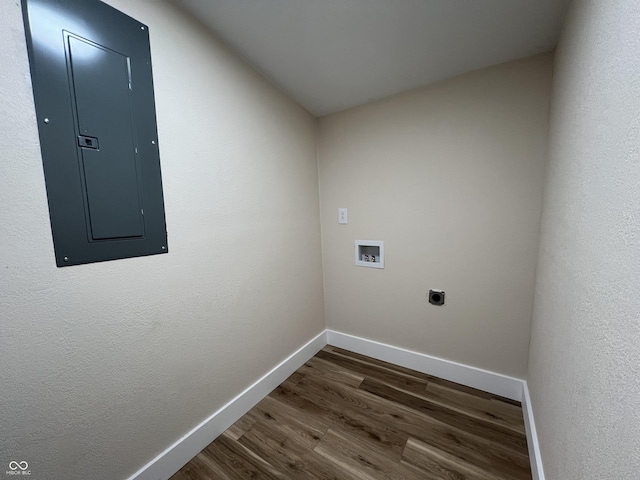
522, 381, 546, 480
126, 330, 328, 480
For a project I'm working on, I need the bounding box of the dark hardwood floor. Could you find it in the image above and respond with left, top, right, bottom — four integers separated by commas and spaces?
171, 346, 531, 479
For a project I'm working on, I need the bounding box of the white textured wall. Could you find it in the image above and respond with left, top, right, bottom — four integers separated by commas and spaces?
0, 1, 324, 479
527, 0, 640, 478
317, 54, 552, 378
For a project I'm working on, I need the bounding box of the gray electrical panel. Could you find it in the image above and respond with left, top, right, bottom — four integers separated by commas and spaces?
22, 0, 168, 267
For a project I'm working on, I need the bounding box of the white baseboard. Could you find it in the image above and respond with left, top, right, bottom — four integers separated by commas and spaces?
127, 330, 327, 480
127, 329, 543, 480
326, 330, 524, 401
325, 330, 545, 477
521, 381, 545, 480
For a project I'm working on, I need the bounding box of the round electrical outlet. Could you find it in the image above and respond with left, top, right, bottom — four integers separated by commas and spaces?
428, 289, 445, 306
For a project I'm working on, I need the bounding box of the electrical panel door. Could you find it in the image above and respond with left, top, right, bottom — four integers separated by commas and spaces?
22, 0, 168, 266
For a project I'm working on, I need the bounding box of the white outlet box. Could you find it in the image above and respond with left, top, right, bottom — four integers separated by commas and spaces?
338, 208, 348, 224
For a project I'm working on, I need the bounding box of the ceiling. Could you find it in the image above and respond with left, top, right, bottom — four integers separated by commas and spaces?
177, 0, 570, 117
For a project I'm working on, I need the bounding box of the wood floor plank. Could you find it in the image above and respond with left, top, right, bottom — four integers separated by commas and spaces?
359, 377, 529, 456
314, 428, 425, 480
298, 369, 531, 479
250, 395, 328, 450
428, 377, 522, 407
321, 349, 524, 435
401, 437, 507, 480
284, 370, 307, 385
238, 420, 354, 480
315, 349, 431, 396
200, 433, 286, 479
328, 347, 521, 406
256, 394, 330, 434
299, 356, 365, 388
190, 451, 241, 480
170, 347, 532, 480
424, 382, 526, 434
272, 376, 408, 462
171, 453, 220, 480
226, 411, 260, 440
320, 376, 531, 478
324, 346, 437, 383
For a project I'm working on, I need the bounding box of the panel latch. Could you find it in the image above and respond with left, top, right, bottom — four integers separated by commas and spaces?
77, 135, 99, 149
